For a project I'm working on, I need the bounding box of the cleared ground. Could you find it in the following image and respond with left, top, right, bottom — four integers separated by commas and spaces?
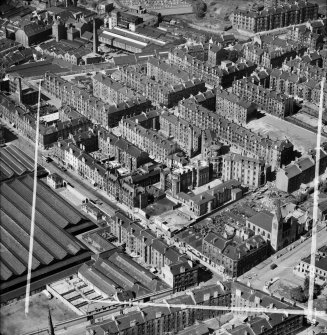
0, 293, 78, 335
246, 114, 327, 154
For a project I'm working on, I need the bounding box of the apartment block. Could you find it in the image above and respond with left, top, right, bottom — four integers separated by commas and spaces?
98, 128, 151, 171
294, 246, 327, 284
276, 148, 327, 193
54, 141, 149, 209
110, 211, 199, 292
159, 112, 202, 157
42, 72, 151, 128
232, 78, 295, 118
176, 180, 243, 216
112, 64, 206, 108
243, 42, 306, 68
229, 282, 304, 334
178, 98, 294, 171
160, 162, 210, 197
222, 153, 270, 188
119, 114, 181, 165
86, 280, 304, 335
0, 93, 91, 149
93, 72, 140, 104
202, 232, 269, 277
216, 89, 257, 125
286, 23, 324, 50
146, 57, 193, 85
168, 48, 256, 88
87, 282, 231, 335
232, 2, 319, 33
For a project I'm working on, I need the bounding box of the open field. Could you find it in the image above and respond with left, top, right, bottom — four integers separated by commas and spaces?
176, 0, 325, 37
176, 0, 254, 35
246, 114, 327, 154
0, 293, 78, 335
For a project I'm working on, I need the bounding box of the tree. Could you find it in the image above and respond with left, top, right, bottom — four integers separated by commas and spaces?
303, 276, 321, 299
192, 0, 207, 18
290, 286, 307, 303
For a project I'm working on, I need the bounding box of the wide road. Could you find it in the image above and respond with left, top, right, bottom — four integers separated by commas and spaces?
8, 126, 119, 217
238, 228, 327, 291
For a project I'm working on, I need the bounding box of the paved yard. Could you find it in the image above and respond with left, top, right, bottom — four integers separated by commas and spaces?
0, 293, 78, 335
246, 114, 327, 154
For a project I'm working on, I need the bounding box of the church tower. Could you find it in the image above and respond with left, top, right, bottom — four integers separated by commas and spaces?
270, 199, 283, 251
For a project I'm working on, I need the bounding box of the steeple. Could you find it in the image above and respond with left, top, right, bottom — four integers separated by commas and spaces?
274, 198, 282, 222
48, 307, 55, 335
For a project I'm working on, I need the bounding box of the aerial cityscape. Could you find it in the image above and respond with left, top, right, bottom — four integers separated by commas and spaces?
0, 0, 326, 334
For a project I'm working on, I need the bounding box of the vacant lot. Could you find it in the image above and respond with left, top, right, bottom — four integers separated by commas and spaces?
178, 0, 254, 34
0, 293, 78, 335
246, 114, 327, 154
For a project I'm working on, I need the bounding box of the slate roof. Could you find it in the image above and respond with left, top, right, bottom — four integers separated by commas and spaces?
247, 211, 274, 233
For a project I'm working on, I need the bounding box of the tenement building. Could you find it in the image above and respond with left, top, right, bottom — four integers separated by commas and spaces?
232, 78, 295, 118
112, 64, 206, 108
275, 147, 327, 193
178, 98, 294, 170
0, 93, 91, 149
222, 153, 270, 188
232, 1, 319, 33
92, 72, 140, 104
242, 41, 306, 68
286, 22, 325, 50
269, 66, 327, 106
168, 48, 257, 88
294, 246, 327, 284
202, 231, 269, 277
109, 211, 199, 292
119, 113, 181, 165
216, 89, 257, 125
42, 72, 151, 128
159, 112, 202, 157
229, 282, 304, 334
160, 162, 210, 197
54, 141, 152, 209
176, 180, 243, 216
98, 128, 151, 171
86, 281, 304, 335
146, 57, 194, 85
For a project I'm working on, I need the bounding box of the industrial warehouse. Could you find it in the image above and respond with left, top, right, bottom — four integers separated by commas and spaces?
0, 173, 94, 305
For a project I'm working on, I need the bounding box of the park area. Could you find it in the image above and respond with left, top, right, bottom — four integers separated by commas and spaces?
0, 293, 78, 335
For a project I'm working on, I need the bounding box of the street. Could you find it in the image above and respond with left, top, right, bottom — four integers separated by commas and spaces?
238, 228, 327, 291
9, 128, 119, 218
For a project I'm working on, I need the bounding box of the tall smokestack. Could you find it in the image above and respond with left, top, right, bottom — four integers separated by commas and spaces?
18, 77, 22, 104
93, 18, 98, 54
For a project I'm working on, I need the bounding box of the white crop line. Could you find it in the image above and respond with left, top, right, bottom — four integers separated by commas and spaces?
25, 79, 42, 315
307, 77, 326, 322
80, 297, 327, 318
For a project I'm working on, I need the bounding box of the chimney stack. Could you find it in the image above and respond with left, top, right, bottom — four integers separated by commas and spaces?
17, 77, 22, 104
93, 18, 98, 54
